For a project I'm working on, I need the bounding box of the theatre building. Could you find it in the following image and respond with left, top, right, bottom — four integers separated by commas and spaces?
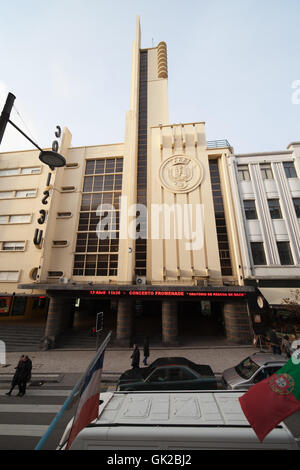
0, 19, 259, 348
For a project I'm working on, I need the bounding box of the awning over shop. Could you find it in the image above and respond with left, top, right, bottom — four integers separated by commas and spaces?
259, 287, 300, 307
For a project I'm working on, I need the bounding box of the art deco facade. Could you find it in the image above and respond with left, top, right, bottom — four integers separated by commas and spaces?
0, 19, 299, 348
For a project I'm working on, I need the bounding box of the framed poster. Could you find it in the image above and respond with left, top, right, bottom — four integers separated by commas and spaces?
0, 297, 12, 316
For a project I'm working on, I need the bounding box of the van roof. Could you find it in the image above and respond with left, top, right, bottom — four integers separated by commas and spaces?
69, 392, 298, 449
95, 391, 267, 426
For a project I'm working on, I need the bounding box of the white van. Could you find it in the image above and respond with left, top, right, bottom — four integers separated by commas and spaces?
58, 391, 299, 450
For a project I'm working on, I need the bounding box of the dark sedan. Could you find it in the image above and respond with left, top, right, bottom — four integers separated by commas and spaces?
117, 357, 217, 391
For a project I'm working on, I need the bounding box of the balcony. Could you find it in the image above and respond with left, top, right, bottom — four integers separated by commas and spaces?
206, 140, 233, 152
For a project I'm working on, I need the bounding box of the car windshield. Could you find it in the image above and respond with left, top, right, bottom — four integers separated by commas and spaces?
235, 357, 260, 379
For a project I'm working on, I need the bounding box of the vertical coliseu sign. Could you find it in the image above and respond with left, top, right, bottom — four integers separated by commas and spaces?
33, 126, 62, 247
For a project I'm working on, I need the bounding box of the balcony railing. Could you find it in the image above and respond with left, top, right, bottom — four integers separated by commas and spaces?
206, 139, 233, 150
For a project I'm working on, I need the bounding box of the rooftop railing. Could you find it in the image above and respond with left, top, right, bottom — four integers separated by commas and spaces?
206, 139, 233, 150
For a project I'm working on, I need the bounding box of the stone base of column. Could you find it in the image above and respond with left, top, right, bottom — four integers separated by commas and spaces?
115, 298, 133, 347
223, 302, 253, 344
162, 300, 178, 345
41, 296, 74, 350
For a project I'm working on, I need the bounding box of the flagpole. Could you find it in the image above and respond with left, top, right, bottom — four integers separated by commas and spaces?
34, 331, 112, 450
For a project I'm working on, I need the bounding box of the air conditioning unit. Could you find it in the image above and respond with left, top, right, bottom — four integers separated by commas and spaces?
59, 276, 69, 284
136, 276, 146, 285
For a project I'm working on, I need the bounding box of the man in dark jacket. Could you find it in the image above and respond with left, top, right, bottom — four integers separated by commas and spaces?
6, 355, 25, 396
17, 355, 32, 397
269, 329, 281, 355
131, 344, 140, 368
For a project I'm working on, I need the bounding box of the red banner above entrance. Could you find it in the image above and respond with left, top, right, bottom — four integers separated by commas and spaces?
89, 290, 247, 298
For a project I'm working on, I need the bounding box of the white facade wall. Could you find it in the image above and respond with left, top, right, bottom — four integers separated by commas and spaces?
228, 144, 300, 280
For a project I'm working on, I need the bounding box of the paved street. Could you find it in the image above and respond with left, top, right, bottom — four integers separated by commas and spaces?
0, 346, 253, 450
0, 372, 115, 450
1, 345, 299, 450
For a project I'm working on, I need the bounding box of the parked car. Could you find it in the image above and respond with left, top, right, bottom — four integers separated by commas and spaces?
222, 352, 288, 390
117, 357, 217, 391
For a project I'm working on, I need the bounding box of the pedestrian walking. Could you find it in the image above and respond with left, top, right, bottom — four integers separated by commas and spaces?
17, 355, 32, 397
6, 355, 25, 396
143, 336, 150, 366
131, 344, 140, 369
281, 335, 292, 358
269, 329, 281, 355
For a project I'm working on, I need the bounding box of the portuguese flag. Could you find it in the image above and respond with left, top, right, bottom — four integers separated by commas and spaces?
239, 355, 300, 442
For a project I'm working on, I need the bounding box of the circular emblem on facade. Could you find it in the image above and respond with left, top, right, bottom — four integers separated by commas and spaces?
269, 374, 295, 395
159, 155, 203, 193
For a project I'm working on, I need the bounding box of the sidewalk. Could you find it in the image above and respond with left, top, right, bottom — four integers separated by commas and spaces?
1, 345, 260, 375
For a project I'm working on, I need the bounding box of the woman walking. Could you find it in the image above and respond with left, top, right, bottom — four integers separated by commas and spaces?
131, 344, 140, 369
143, 337, 150, 366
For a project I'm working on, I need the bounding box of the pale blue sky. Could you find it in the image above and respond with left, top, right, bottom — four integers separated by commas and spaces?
1, 0, 300, 154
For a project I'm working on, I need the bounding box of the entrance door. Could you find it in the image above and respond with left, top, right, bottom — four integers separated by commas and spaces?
177, 300, 225, 340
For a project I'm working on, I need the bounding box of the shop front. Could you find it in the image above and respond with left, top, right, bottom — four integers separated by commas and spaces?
0, 294, 48, 323
18, 283, 256, 349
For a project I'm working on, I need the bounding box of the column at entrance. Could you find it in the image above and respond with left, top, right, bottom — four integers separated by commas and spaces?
115, 298, 133, 347
41, 296, 74, 350
162, 300, 178, 345
223, 302, 253, 344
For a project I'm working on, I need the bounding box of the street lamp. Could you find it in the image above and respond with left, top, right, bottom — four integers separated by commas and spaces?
0, 92, 66, 170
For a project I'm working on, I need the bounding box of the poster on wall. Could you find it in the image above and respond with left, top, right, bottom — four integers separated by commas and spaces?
0, 297, 12, 316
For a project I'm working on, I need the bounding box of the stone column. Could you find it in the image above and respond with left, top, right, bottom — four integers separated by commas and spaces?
162, 300, 178, 345
223, 302, 253, 344
115, 298, 133, 347
41, 296, 74, 350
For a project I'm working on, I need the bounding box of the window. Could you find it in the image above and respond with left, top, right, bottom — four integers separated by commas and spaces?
20, 167, 41, 175
260, 164, 273, 180
11, 296, 27, 316
209, 160, 232, 276
0, 191, 14, 199
283, 162, 297, 178
47, 271, 64, 278
0, 216, 9, 224
9, 215, 31, 224
61, 186, 75, 192
277, 242, 294, 265
168, 367, 196, 381
0, 168, 19, 176
65, 163, 79, 169
147, 368, 168, 383
74, 158, 123, 277
268, 199, 282, 219
1, 241, 25, 251
235, 357, 260, 379
250, 242, 267, 265
237, 165, 250, 181
0, 271, 19, 281
244, 200, 258, 220
15, 189, 36, 198
52, 240, 68, 247
57, 212, 72, 218
0, 215, 31, 224
293, 198, 300, 218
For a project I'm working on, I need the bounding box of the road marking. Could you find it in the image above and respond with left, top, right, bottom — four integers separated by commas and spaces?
0, 424, 49, 437
0, 404, 62, 413
0, 389, 72, 396
0, 374, 60, 380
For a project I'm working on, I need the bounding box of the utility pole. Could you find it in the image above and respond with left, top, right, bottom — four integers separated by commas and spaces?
0, 93, 16, 145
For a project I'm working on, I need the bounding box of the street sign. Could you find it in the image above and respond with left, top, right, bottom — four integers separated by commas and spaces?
96, 312, 104, 332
